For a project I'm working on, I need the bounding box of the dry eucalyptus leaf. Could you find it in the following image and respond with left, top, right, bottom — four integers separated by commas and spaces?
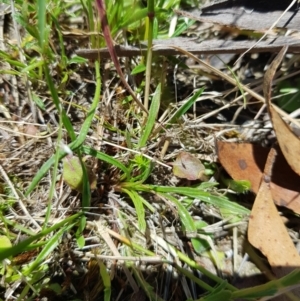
171, 152, 206, 180
248, 148, 300, 269
264, 45, 300, 176
216, 140, 300, 214
216, 141, 265, 193
249, 179, 300, 268
63, 155, 97, 192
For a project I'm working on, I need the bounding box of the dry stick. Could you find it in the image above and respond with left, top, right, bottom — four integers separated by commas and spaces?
235, 0, 298, 64
95, 0, 148, 114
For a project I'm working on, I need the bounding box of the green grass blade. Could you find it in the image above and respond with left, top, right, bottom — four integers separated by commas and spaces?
82, 145, 130, 178
25, 144, 129, 196
23, 227, 66, 276
25, 150, 65, 196
0, 214, 36, 236
122, 189, 146, 232
79, 156, 91, 209
75, 215, 87, 248
232, 269, 300, 299
68, 60, 101, 149
153, 186, 250, 216
172, 19, 196, 37
169, 87, 205, 124
37, 0, 46, 49
0, 213, 82, 261
161, 193, 205, 254
132, 267, 165, 301
173, 263, 215, 293
121, 183, 249, 216
120, 7, 148, 28
25, 62, 101, 196
139, 83, 161, 148
162, 193, 196, 233
44, 64, 76, 141
100, 260, 111, 301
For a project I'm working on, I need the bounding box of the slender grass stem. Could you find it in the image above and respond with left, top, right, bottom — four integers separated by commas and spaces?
143, 0, 155, 112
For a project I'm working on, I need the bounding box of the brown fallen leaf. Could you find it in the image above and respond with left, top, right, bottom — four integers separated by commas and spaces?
264, 46, 300, 176
170, 152, 206, 181
216, 141, 300, 214
248, 148, 300, 268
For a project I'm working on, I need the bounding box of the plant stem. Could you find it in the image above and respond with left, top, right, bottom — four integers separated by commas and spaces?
143, 0, 155, 112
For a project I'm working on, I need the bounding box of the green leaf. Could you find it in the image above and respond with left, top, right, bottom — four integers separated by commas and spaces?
25, 62, 101, 196
32, 93, 46, 110
277, 79, 300, 112
76, 216, 86, 248
172, 19, 196, 38
198, 286, 232, 301
169, 87, 204, 124
82, 146, 130, 179
122, 189, 146, 232
120, 7, 147, 28
162, 193, 205, 254
196, 182, 219, 190
68, 55, 88, 65
0, 213, 81, 262
76, 235, 85, 249
44, 64, 76, 141
100, 260, 111, 301
194, 220, 208, 229
131, 63, 146, 75
23, 228, 66, 276
222, 177, 251, 193
0, 236, 12, 251
62, 155, 96, 192
139, 83, 161, 148
37, 0, 46, 48
123, 184, 250, 216
153, 186, 250, 215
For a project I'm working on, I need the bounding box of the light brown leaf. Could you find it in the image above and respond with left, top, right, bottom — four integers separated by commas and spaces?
248, 148, 300, 268
264, 46, 300, 176
171, 152, 206, 181
216, 141, 300, 214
